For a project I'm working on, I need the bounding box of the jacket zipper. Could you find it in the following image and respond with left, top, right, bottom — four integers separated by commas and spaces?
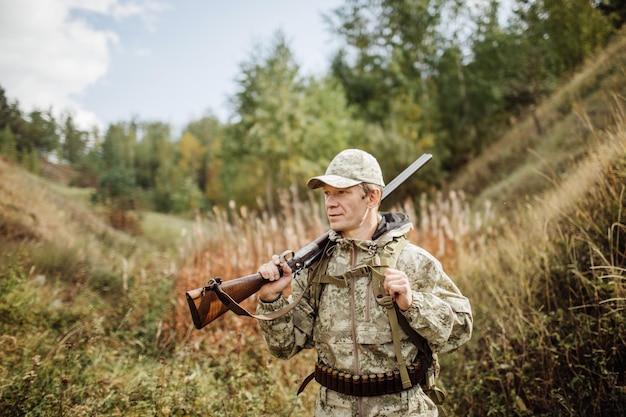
349, 242, 359, 374
366, 276, 372, 322
349, 242, 364, 416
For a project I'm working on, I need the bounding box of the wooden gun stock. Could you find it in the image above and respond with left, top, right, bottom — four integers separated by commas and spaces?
186, 273, 267, 329
186, 232, 331, 329
186, 153, 432, 329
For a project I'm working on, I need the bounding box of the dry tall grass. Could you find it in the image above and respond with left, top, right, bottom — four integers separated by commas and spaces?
445, 101, 626, 416
173, 178, 497, 414
176, 186, 495, 333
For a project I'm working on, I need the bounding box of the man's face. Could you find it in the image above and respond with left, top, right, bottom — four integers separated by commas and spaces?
322, 184, 370, 238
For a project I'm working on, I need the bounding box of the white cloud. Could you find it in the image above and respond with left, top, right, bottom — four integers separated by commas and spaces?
0, 0, 167, 129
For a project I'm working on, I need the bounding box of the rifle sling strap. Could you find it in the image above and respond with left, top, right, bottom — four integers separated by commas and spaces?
209, 240, 337, 321
210, 276, 309, 321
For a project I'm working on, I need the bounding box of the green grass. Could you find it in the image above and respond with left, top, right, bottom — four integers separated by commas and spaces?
140, 211, 195, 249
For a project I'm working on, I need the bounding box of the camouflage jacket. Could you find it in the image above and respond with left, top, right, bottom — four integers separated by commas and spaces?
257, 212, 473, 416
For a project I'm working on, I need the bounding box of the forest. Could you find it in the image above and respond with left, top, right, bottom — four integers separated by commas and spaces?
1, 0, 622, 216
1, 0, 625, 416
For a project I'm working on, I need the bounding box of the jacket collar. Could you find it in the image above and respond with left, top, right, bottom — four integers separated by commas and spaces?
329, 211, 413, 246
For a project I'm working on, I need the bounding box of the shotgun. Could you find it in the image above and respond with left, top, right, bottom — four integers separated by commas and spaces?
186, 153, 433, 329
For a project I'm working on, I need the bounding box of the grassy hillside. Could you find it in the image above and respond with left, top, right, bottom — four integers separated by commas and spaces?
447, 113, 625, 415
1, 31, 625, 416
0, 158, 192, 415
450, 31, 626, 211
443, 31, 626, 415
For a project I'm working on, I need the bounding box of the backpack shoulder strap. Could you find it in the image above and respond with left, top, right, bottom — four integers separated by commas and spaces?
366, 236, 413, 388
309, 240, 337, 310
382, 238, 446, 404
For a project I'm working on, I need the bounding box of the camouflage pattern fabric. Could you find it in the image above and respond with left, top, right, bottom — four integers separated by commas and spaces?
257, 212, 473, 417
307, 148, 385, 190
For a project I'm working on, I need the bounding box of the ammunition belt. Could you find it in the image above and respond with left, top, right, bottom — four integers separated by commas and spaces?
314, 361, 425, 397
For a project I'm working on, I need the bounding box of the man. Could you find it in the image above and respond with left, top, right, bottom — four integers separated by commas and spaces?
256, 149, 473, 416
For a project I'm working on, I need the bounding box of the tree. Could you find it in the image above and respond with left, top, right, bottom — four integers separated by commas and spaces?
0, 86, 24, 139
135, 122, 172, 191
224, 31, 306, 210
595, 0, 626, 28
515, 0, 612, 74
60, 113, 87, 163
177, 131, 205, 181
432, 1, 516, 170
0, 126, 18, 162
25, 109, 60, 155
184, 115, 222, 200
101, 122, 137, 170
327, 0, 444, 126
222, 31, 364, 210
298, 76, 360, 173
327, 0, 456, 182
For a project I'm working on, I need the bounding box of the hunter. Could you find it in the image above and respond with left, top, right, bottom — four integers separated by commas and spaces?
257, 149, 473, 416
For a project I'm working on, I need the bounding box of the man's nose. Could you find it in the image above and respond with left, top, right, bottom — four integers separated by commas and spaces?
325, 195, 338, 207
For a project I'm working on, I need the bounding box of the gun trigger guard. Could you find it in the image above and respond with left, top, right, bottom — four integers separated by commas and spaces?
277, 250, 295, 277
278, 250, 294, 263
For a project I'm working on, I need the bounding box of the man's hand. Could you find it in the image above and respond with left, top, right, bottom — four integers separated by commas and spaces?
257, 254, 293, 302
384, 268, 413, 311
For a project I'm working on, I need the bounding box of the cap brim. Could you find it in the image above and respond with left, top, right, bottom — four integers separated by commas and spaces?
306, 175, 362, 189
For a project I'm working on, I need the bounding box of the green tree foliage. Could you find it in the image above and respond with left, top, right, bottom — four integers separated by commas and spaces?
93, 120, 204, 215
432, 2, 514, 170
135, 122, 172, 191
0, 86, 25, 145
28, 148, 40, 175
25, 109, 60, 155
174, 131, 212, 212
133, 122, 203, 214
328, 0, 477, 175
60, 113, 87, 163
101, 121, 137, 170
0, 126, 18, 162
0, 86, 90, 166
0, 87, 61, 159
328, 0, 444, 126
183, 115, 223, 203
90, 122, 140, 208
0, 2, 620, 216
71, 149, 102, 188
325, 0, 615, 176
223, 31, 360, 210
92, 167, 138, 211
298, 76, 361, 168
155, 166, 204, 214
517, 0, 612, 73
225, 31, 304, 210
596, 0, 626, 28
177, 131, 205, 182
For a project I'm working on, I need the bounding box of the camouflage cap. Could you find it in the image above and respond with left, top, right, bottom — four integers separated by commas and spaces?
307, 149, 385, 189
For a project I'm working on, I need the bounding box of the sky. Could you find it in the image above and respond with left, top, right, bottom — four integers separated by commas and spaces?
0, 0, 344, 132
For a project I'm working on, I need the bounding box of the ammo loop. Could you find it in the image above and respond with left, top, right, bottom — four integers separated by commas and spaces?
314, 361, 424, 397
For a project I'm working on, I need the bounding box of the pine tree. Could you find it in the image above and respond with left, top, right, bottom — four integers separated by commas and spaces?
0, 126, 18, 162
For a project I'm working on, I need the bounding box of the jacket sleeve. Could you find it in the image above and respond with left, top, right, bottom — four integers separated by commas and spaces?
398, 245, 473, 354
255, 269, 316, 359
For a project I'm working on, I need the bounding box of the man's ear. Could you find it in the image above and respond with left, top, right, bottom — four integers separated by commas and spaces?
368, 188, 382, 208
